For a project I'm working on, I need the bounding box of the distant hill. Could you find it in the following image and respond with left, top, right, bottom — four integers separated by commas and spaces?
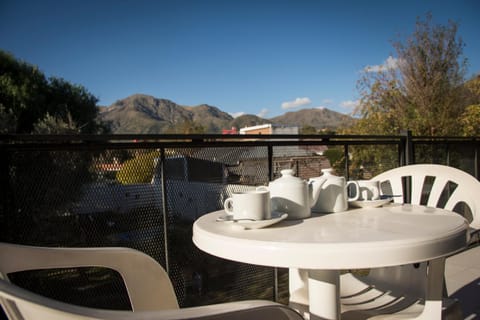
99, 94, 355, 133
100, 94, 233, 133
229, 114, 268, 129
271, 108, 355, 130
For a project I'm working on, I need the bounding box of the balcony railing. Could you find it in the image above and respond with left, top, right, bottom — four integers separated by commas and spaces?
1, 133, 479, 309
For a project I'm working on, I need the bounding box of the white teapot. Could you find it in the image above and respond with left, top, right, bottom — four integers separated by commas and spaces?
264, 169, 322, 220
309, 168, 359, 213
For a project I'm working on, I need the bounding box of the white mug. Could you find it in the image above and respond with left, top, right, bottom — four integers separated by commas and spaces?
224, 189, 271, 220
349, 180, 380, 201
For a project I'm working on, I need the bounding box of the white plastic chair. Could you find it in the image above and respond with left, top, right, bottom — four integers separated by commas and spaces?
374, 164, 480, 230
340, 164, 480, 319
0, 242, 304, 320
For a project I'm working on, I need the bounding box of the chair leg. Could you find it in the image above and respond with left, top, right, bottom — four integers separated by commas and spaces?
442, 298, 463, 320
413, 257, 446, 319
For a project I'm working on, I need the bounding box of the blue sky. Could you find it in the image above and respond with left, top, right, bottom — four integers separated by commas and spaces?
1, 0, 479, 118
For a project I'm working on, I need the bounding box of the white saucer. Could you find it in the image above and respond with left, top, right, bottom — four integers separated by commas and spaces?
216, 211, 288, 230
349, 198, 393, 208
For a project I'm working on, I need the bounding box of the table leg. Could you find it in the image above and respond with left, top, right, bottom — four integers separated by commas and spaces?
417, 257, 445, 319
308, 270, 340, 320
289, 268, 341, 320
289, 268, 310, 318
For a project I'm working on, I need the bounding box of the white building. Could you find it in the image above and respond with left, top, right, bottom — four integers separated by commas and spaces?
239, 124, 299, 135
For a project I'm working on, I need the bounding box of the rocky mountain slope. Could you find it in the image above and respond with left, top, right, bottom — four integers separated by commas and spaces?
270, 108, 354, 130
99, 94, 354, 133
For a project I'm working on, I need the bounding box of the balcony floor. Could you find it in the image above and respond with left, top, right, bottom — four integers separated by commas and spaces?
445, 245, 480, 319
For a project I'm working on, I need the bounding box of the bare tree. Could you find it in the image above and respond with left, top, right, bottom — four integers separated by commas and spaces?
353, 13, 468, 136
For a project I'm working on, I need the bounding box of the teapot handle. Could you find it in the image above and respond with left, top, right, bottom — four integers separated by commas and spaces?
224, 197, 234, 214
346, 181, 360, 201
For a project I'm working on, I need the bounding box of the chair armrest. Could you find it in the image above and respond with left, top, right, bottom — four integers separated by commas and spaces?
469, 228, 480, 246
0, 243, 178, 311
0, 279, 303, 320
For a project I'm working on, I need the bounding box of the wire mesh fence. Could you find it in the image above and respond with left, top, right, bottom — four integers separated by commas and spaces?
1, 133, 479, 310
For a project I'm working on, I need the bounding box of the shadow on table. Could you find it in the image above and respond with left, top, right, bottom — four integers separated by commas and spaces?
451, 277, 480, 320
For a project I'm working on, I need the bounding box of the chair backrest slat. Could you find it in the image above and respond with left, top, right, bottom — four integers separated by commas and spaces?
374, 164, 480, 229
410, 174, 426, 205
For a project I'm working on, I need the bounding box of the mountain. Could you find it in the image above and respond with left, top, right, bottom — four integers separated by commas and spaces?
99, 94, 354, 133
270, 108, 355, 130
100, 94, 233, 133
229, 114, 268, 129
184, 104, 234, 132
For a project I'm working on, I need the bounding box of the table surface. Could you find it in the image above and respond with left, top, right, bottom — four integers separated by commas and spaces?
192, 204, 469, 270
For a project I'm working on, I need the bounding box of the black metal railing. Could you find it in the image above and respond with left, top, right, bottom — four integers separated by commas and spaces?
1, 133, 479, 309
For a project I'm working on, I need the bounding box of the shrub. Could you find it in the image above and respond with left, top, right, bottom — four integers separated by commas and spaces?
116, 150, 160, 184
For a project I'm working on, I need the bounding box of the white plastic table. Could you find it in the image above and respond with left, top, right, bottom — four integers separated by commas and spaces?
192, 204, 468, 320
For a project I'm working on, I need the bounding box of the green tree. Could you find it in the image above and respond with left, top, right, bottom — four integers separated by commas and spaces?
460, 104, 480, 136
323, 148, 344, 169
116, 150, 161, 184
465, 75, 480, 100
165, 120, 206, 134
0, 106, 17, 133
337, 14, 477, 176
0, 51, 108, 245
350, 14, 468, 136
300, 125, 318, 134
460, 75, 480, 136
0, 50, 106, 134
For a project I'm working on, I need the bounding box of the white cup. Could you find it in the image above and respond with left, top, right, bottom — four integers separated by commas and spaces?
358, 180, 380, 201
224, 189, 271, 220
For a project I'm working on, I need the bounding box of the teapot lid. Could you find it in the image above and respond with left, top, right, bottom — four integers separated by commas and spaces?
270, 169, 305, 186
320, 168, 345, 181
281, 169, 295, 176
321, 168, 334, 175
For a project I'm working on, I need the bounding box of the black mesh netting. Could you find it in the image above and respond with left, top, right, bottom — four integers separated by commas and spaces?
0, 145, 298, 308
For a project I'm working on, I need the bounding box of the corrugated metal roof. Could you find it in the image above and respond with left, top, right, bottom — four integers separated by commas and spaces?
190, 145, 325, 164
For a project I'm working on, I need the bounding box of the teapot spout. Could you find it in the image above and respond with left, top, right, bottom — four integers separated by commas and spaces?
309, 176, 327, 208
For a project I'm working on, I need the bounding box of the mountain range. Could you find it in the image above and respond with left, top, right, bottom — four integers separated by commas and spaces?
99, 94, 355, 134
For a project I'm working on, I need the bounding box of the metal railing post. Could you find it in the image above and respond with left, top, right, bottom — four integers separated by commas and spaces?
400, 130, 413, 165
0, 147, 13, 241
268, 145, 273, 181
475, 143, 479, 180
265, 144, 279, 301
159, 147, 170, 274
399, 136, 405, 166
344, 144, 349, 180
400, 130, 413, 203
446, 143, 450, 167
